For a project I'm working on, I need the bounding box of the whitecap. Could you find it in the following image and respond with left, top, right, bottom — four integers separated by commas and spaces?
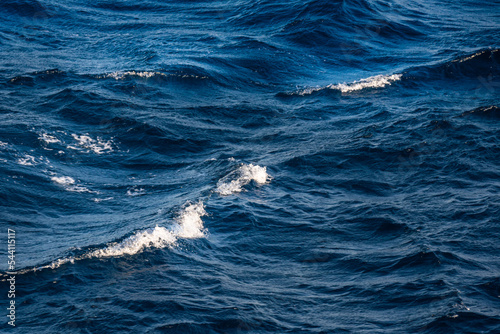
329, 74, 402, 93
297, 73, 402, 95
216, 163, 270, 196
33, 202, 207, 270
51, 175, 75, 185
174, 202, 207, 239
88, 225, 177, 258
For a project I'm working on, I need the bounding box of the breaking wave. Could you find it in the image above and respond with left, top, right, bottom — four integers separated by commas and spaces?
16, 163, 270, 273
281, 73, 402, 96
216, 163, 270, 195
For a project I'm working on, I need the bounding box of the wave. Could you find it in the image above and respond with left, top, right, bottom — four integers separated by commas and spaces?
280, 73, 402, 96
7, 67, 211, 87
279, 48, 499, 98
92, 202, 206, 257
25, 202, 206, 272
90, 65, 216, 84
419, 310, 496, 333
97, 71, 165, 80
330, 74, 402, 93
216, 163, 270, 195
233, 0, 425, 46
406, 48, 500, 81
7, 69, 66, 86
13, 163, 270, 273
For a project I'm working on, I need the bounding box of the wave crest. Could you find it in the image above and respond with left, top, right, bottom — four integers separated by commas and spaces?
327, 73, 402, 93
216, 164, 270, 195
29, 202, 207, 272
89, 225, 177, 258
283, 73, 402, 96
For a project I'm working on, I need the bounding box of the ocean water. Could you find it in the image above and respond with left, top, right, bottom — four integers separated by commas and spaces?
0, 0, 499, 333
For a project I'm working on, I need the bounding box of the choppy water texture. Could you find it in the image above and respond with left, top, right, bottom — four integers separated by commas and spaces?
0, 0, 499, 333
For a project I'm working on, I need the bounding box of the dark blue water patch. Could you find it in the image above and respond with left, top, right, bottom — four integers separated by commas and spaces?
91, 0, 172, 13
0, 0, 50, 18
403, 48, 500, 83
475, 277, 500, 303
420, 311, 500, 334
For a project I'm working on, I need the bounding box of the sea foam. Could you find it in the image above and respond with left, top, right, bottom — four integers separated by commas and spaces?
329, 74, 402, 93
101, 70, 164, 80
88, 225, 177, 258
216, 163, 270, 195
297, 73, 402, 95
17, 154, 37, 166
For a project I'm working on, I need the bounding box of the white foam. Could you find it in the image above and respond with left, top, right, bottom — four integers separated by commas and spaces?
100, 71, 165, 80
126, 187, 146, 197
298, 73, 402, 95
39, 133, 61, 144
30, 163, 271, 271
17, 154, 50, 166
90, 202, 206, 258
51, 176, 75, 185
17, 154, 37, 166
93, 197, 114, 203
51, 175, 98, 193
0, 141, 7, 147
216, 163, 270, 196
47, 257, 75, 269
70, 185, 97, 193
330, 74, 402, 93
96, 71, 208, 81
70, 134, 113, 154
88, 225, 177, 258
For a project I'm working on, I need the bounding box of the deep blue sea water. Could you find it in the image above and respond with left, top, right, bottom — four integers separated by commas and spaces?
0, 0, 499, 333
